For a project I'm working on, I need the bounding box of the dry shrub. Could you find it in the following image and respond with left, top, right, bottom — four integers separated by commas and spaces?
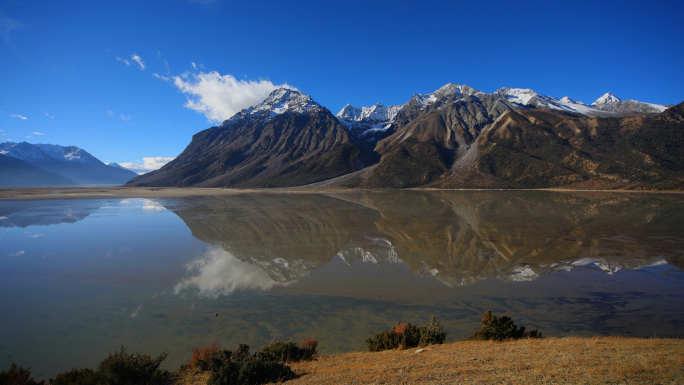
187, 343, 221, 370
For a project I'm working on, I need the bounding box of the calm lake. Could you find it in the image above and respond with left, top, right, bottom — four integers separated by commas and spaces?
1, 190, 683, 379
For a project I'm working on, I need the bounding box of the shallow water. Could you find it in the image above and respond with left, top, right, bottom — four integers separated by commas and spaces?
1, 191, 683, 379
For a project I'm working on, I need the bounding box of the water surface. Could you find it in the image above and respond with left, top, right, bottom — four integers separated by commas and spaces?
1, 191, 683, 379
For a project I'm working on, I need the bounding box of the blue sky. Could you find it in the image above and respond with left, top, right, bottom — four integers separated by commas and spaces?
1, 0, 683, 171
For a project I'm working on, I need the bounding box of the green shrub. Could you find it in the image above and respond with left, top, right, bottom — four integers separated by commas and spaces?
468, 310, 543, 341
257, 338, 318, 363
0, 363, 43, 385
96, 346, 169, 385
49, 346, 169, 385
206, 345, 295, 385
419, 316, 447, 346
365, 317, 447, 352
48, 368, 98, 385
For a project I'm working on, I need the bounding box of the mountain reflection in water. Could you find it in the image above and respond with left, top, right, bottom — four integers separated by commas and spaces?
168, 191, 683, 292
1, 192, 683, 379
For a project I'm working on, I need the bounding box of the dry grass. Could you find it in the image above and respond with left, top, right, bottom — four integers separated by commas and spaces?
279, 337, 683, 384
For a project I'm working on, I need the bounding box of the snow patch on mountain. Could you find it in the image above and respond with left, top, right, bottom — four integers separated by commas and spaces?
0, 142, 102, 164
592, 92, 622, 106
225, 88, 321, 125
34, 144, 99, 164
337, 103, 403, 123
591, 92, 667, 113
411, 83, 485, 110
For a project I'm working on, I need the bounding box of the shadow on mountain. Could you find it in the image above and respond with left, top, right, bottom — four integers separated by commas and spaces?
167, 191, 684, 291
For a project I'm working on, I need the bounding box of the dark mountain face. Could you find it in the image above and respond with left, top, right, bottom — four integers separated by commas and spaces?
376, 90, 514, 155
127, 89, 372, 188
338, 102, 684, 190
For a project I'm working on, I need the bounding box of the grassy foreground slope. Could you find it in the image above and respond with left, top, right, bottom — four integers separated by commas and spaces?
170, 337, 684, 385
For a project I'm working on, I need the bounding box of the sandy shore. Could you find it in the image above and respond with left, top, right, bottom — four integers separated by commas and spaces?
0, 186, 328, 201
1, 186, 682, 201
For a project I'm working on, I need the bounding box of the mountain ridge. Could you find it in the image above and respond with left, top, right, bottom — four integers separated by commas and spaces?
0, 141, 138, 186
127, 83, 681, 190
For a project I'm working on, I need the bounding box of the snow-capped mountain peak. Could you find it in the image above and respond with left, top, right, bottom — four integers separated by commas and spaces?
225, 87, 322, 125
336, 102, 402, 123
107, 162, 126, 169
560, 96, 586, 105
34, 143, 99, 164
495, 87, 542, 105
410, 83, 484, 110
592, 92, 622, 106
0, 142, 101, 164
255, 88, 319, 114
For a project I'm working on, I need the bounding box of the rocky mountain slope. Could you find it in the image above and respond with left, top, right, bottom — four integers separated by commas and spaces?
0, 142, 138, 186
336, 94, 683, 189
591, 92, 668, 113
126, 89, 373, 188
129, 82, 678, 190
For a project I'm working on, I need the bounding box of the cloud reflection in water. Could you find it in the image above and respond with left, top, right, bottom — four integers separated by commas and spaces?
174, 246, 283, 298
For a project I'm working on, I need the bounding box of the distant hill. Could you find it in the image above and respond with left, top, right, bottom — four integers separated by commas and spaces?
0, 154, 77, 187
0, 142, 138, 186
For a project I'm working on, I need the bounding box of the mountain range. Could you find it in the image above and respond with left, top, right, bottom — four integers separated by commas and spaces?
0, 142, 138, 187
121, 83, 682, 190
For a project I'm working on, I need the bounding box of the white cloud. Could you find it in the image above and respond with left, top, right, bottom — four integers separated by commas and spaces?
142, 199, 166, 211
191, 62, 196, 69
31, 234, 44, 238
157, 51, 170, 74
174, 246, 281, 299
30, 132, 45, 135
11, 114, 26, 120
131, 53, 145, 70
116, 57, 130, 66
152, 73, 169, 81
120, 114, 132, 122
107, 110, 114, 117
120, 156, 174, 174
171, 71, 293, 123
9, 250, 25, 257
44, 112, 54, 118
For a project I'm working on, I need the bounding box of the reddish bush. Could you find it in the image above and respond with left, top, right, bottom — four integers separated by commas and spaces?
299, 338, 318, 359
394, 323, 407, 336
187, 343, 220, 368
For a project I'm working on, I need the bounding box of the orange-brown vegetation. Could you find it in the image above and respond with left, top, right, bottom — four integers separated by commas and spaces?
187, 343, 220, 369
281, 337, 683, 385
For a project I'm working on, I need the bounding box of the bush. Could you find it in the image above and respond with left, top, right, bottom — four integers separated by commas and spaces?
298, 338, 318, 361
0, 363, 43, 385
49, 346, 169, 385
365, 316, 447, 352
97, 346, 169, 385
468, 310, 543, 341
206, 345, 295, 385
49, 368, 98, 385
257, 338, 318, 363
185, 343, 221, 371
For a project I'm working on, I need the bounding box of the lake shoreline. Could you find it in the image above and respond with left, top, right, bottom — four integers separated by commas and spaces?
168, 337, 684, 385
1, 186, 683, 201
